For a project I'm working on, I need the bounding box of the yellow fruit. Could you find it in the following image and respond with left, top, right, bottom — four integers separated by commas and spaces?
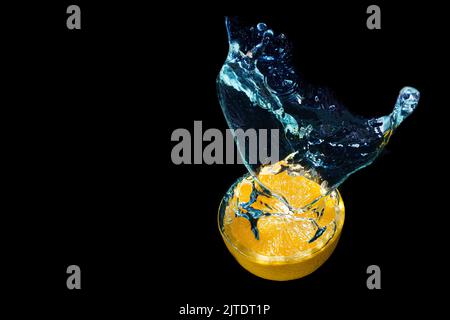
218, 169, 345, 281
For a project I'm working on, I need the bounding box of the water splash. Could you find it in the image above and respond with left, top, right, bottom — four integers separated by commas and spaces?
217, 17, 419, 205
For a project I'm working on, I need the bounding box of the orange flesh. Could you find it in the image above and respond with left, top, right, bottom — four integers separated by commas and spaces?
223, 171, 340, 258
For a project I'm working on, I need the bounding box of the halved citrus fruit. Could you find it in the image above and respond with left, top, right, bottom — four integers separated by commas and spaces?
218, 169, 345, 281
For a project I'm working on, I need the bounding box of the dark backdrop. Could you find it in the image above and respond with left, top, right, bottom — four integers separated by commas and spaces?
6, 1, 447, 317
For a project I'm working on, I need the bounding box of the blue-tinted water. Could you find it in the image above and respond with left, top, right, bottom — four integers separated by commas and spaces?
217, 17, 419, 204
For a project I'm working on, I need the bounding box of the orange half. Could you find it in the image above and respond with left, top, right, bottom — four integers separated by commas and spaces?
218, 172, 345, 281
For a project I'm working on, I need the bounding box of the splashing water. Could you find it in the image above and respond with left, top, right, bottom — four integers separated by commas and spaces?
218, 17, 419, 198
217, 17, 419, 241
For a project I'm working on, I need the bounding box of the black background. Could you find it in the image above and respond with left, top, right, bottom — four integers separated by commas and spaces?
5, 1, 447, 317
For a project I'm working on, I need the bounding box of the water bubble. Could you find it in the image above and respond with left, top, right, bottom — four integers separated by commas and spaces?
257, 23, 267, 32
263, 29, 274, 38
